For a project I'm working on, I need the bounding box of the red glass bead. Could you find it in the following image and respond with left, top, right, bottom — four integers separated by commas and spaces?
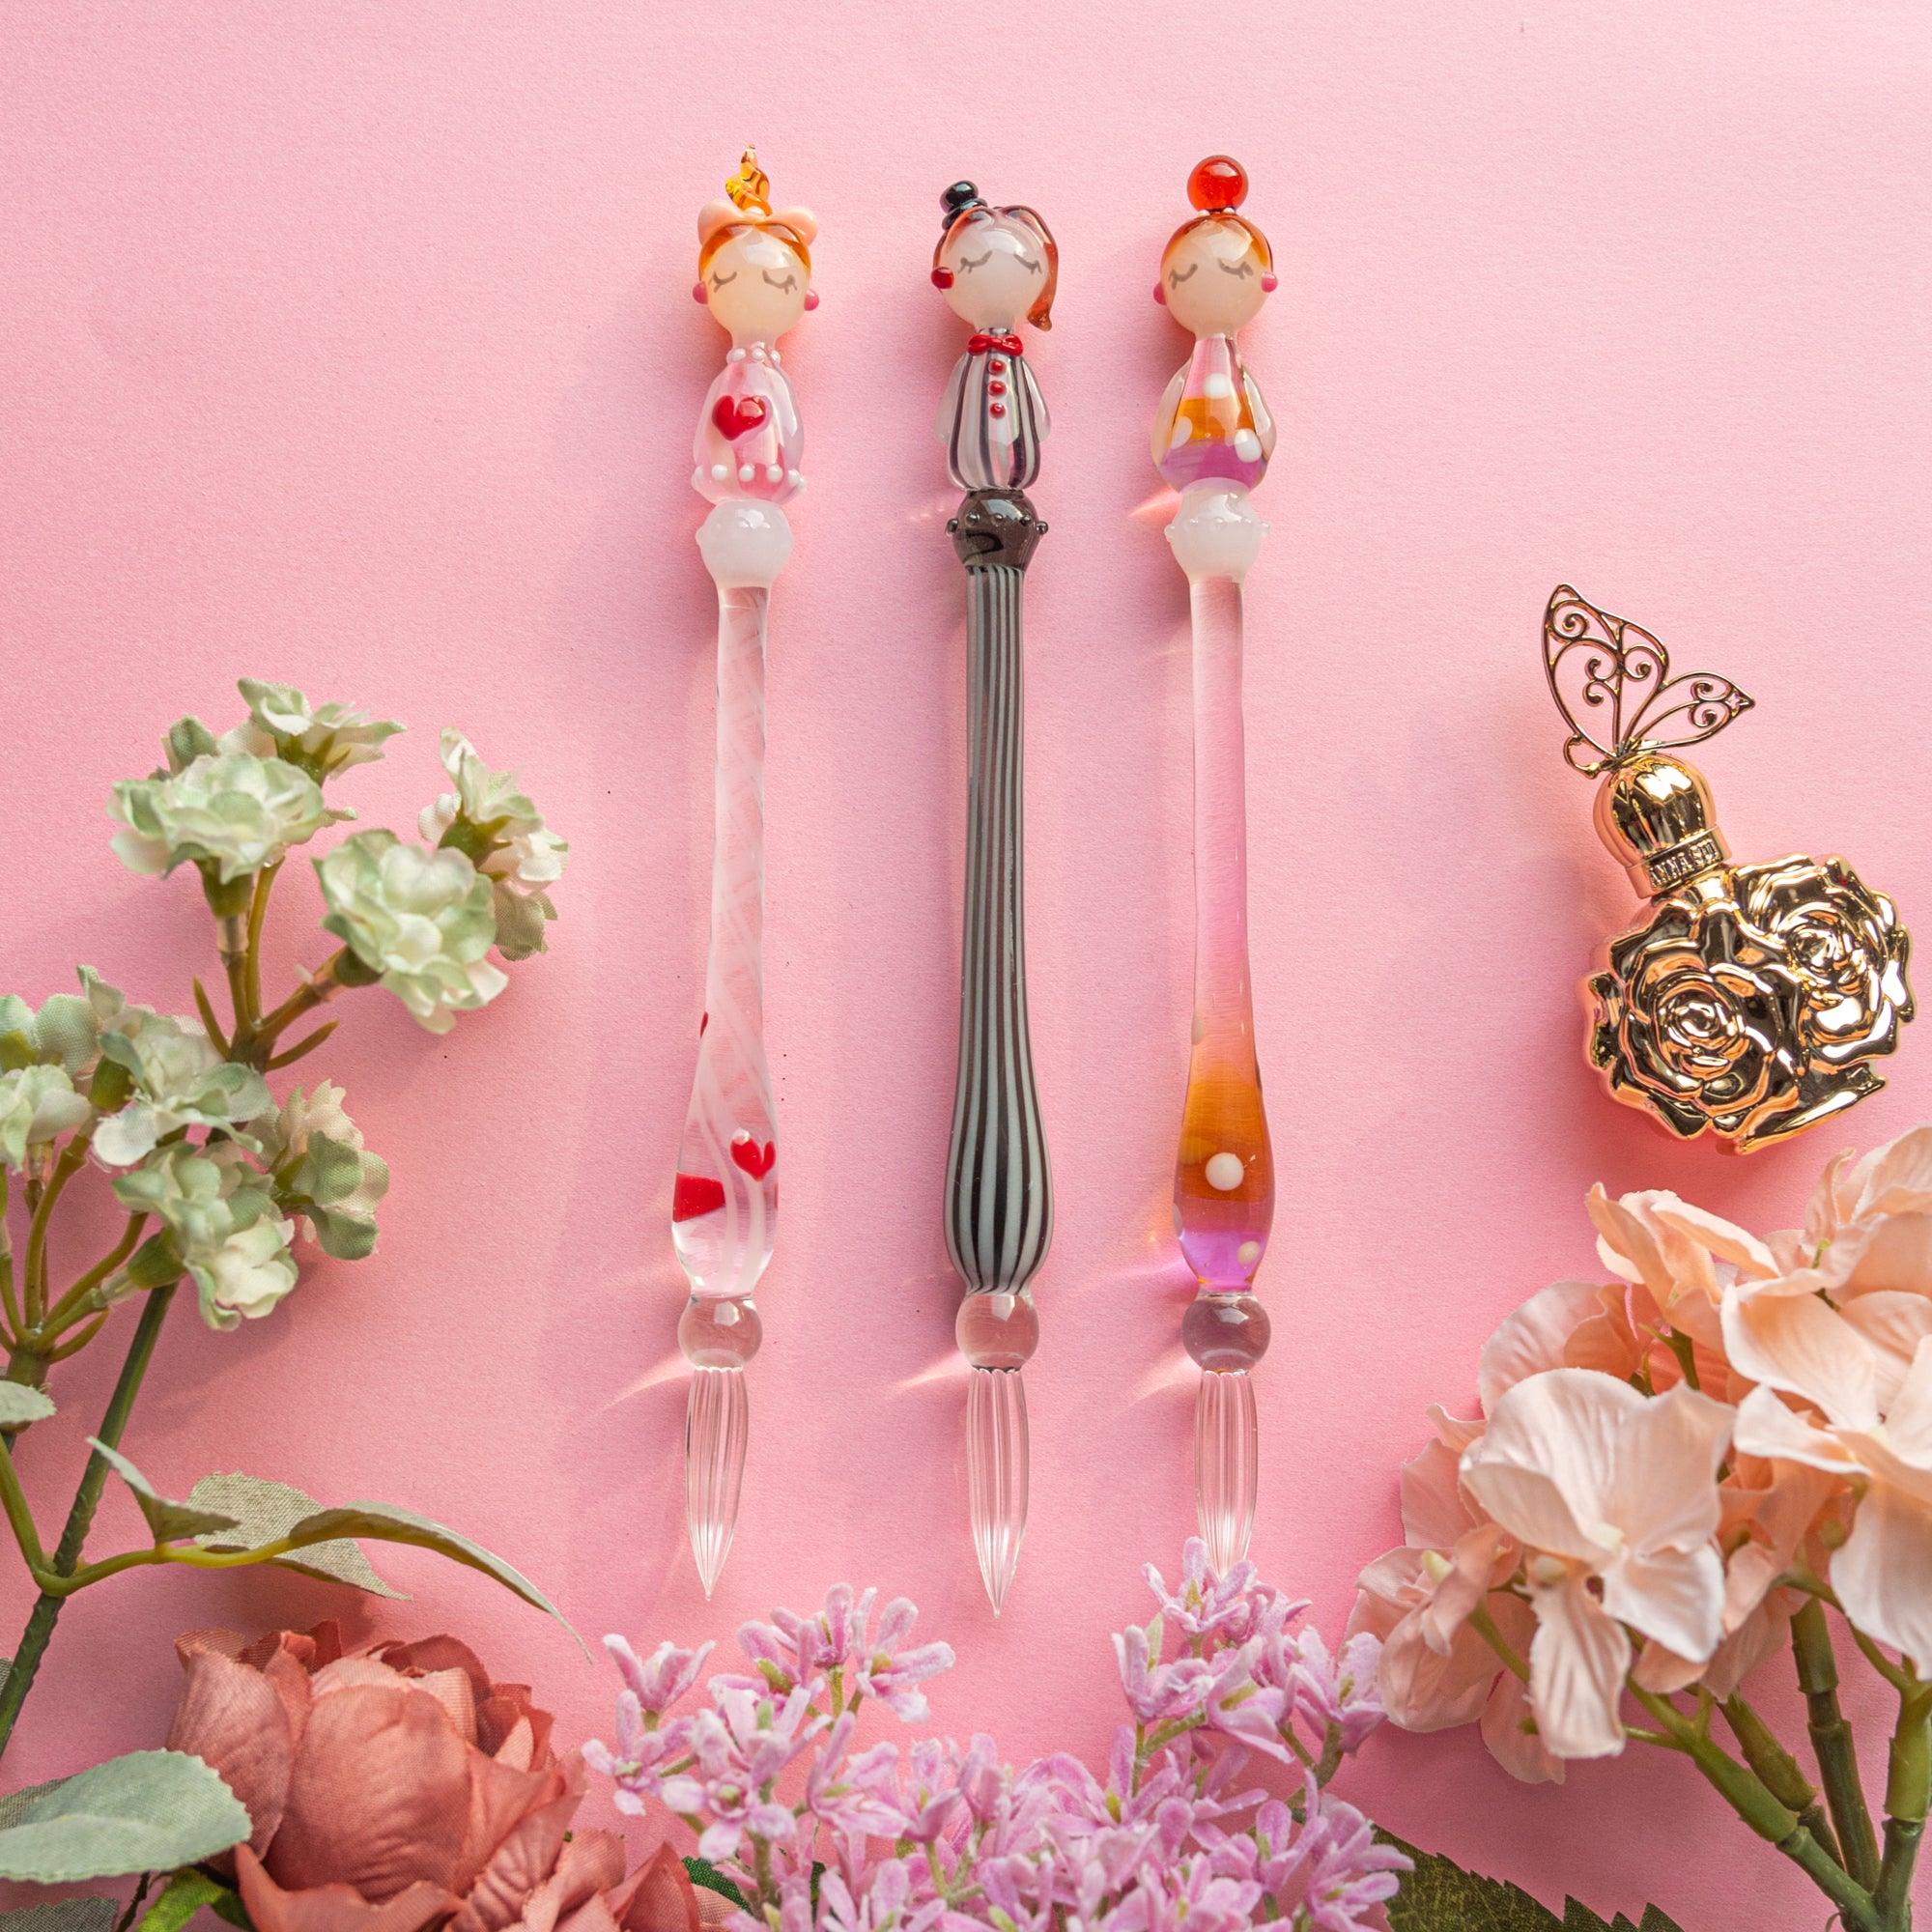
989, 380, 1007, 396
1188, 155, 1247, 213
989, 357, 1007, 373
989, 402, 1006, 417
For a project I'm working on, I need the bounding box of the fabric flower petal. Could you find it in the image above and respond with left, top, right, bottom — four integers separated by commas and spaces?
1526, 1571, 1631, 1759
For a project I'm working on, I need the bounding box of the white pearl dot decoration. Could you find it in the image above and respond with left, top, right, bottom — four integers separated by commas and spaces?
1206, 1151, 1244, 1191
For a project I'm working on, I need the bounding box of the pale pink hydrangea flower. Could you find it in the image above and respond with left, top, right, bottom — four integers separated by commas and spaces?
1358, 1123, 1932, 1818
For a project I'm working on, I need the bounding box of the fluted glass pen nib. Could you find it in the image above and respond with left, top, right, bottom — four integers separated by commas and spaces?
1194, 1363, 1260, 1572
966, 1366, 1028, 1615
685, 1366, 747, 1596
679, 1293, 760, 1596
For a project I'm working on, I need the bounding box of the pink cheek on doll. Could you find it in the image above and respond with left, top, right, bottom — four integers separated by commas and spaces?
1152, 283, 1166, 305
804, 289, 819, 310
1261, 274, 1279, 294
931, 268, 954, 290
693, 281, 708, 303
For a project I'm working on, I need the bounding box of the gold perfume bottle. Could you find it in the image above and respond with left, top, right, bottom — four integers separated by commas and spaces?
1544, 584, 1913, 1151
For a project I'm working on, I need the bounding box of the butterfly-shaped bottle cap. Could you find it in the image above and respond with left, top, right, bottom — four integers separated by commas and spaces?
1544, 584, 1752, 896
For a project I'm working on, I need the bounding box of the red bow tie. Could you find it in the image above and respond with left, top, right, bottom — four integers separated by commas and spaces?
968, 331, 1024, 356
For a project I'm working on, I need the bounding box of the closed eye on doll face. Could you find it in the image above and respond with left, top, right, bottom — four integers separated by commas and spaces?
708, 268, 738, 289
1166, 262, 1198, 288
955, 249, 991, 272
761, 268, 797, 292
1219, 258, 1255, 279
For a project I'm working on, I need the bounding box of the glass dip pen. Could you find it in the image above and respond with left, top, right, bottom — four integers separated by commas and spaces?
670, 148, 817, 1596
1151, 156, 1279, 1570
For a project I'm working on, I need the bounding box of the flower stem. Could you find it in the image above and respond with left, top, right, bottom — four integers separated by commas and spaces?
1468, 1602, 1530, 1683
234, 952, 350, 1069
1631, 1684, 1880, 1932
244, 862, 280, 1023
0, 1284, 175, 1761
19, 1138, 90, 1330
1722, 1690, 1841, 1869
1876, 1680, 1931, 1930
1794, 1595, 1882, 1890
33, 1213, 147, 1347
0, 1171, 20, 1348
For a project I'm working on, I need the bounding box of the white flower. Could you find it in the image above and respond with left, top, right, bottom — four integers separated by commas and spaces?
111, 752, 347, 884
92, 1009, 271, 1168
318, 830, 507, 1034
222, 679, 402, 779
0, 992, 99, 1077
267, 1079, 359, 1158
262, 1080, 388, 1260
0, 1066, 91, 1169
112, 1146, 298, 1329
419, 729, 566, 961
195, 1214, 300, 1322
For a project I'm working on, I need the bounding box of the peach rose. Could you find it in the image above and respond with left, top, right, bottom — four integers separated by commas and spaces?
167, 1624, 701, 1932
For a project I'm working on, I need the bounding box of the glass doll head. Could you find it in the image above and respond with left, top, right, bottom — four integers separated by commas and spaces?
696, 148, 817, 349
931, 184, 1058, 333
1157, 156, 1275, 339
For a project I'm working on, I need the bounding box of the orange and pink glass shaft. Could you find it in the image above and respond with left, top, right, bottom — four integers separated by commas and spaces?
1156, 156, 1279, 1568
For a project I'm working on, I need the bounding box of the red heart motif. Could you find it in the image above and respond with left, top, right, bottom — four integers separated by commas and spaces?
731, 1137, 776, 1180
712, 394, 768, 440
672, 1173, 725, 1222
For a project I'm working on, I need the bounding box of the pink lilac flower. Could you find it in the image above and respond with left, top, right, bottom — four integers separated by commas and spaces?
1143, 1539, 1267, 1644
582, 1688, 693, 1812
1284, 1628, 1386, 1752
605, 1634, 714, 1716
1291, 1792, 1408, 1932
1112, 1624, 1216, 1724
848, 1597, 955, 1720
658, 1685, 819, 1862
595, 1554, 1405, 1932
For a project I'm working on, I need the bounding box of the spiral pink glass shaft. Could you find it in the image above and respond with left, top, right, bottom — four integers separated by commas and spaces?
673, 581, 776, 1596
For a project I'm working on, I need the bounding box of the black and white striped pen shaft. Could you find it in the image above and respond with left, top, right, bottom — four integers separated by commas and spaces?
944, 487, 1053, 1616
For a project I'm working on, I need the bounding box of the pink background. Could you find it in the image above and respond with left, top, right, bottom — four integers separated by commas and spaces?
2, 2, 1928, 1925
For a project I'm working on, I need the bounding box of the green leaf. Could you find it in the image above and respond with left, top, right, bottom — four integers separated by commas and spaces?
306, 1205, 377, 1262
1384, 1837, 1689, 1932
1385, 1833, 1562, 1931
276, 1501, 571, 1634
0, 1749, 249, 1882
187, 1473, 403, 1600
683, 1858, 747, 1911
0, 1386, 55, 1429
0, 1898, 121, 1932
136, 1866, 238, 1932
164, 717, 219, 775
33, 997, 99, 1077
208, 1890, 251, 1931
123, 1235, 185, 1293
88, 1442, 241, 1545
297, 1133, 364, 1207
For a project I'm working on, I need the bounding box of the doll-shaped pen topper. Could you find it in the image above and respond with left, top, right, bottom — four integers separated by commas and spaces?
1152, 156, 1278, 496
932, 184, 1057, 494
692, 148, 817, 507
1546, 584, 1913, 1151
